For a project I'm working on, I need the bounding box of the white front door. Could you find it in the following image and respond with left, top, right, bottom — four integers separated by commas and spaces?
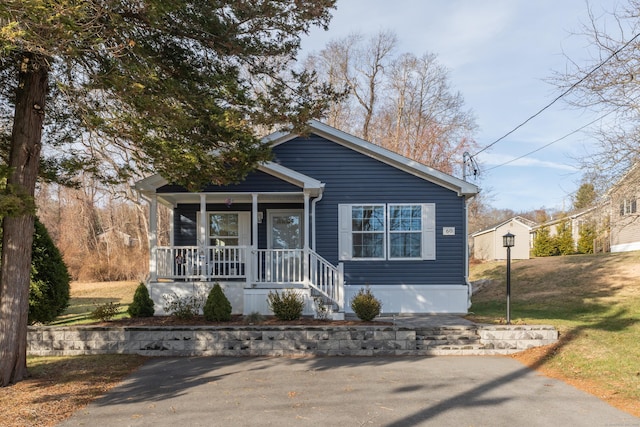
267, 210, 304, 282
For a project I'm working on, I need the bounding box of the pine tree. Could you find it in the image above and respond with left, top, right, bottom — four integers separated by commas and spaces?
555, 221, 575, 255
533, 227, 558, 257
0, 0, 337, 386
577, 221, 596, 254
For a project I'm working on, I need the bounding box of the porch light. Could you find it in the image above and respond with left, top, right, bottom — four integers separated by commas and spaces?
502, 232, 515, 325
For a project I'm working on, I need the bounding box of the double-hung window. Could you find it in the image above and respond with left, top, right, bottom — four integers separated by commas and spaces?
209, 213, 239, 246
339, 203, 435, 261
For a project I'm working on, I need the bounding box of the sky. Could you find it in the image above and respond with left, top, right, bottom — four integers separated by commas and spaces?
299, 0, 624, 212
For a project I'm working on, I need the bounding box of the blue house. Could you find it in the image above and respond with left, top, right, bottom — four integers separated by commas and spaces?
135, 120, 479, 318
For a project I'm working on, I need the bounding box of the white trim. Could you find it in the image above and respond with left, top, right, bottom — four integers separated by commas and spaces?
339, 203, 436, 261
611, 241, 640, 252
266, 120, 478, 198
344, 284, 469, 314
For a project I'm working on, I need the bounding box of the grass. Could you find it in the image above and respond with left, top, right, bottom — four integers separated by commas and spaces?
469, 251, 640, 417
50, 280, 139, 325
5, 253, 639, 424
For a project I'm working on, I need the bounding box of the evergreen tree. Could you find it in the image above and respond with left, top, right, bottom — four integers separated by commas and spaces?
29, 218, 71, 324
573, 183, 597, 210
532, 226, 558, 257
555, 221, 575, 255
128, 283, 155, 318
577, 221, 596, 254
203, 284, 232, 322
0, 0, 337, 386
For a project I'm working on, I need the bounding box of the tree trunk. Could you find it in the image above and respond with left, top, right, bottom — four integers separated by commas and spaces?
0, 53, 48, 386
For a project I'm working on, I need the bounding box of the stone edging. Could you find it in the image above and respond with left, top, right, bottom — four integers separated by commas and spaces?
27, 324, 558, 357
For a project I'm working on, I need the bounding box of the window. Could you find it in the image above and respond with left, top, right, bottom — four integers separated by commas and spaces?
339, 203, 435, 261
209, 213, 239, 246
620, 199, 637, 216
351, 205, 385, 259
389, 205, 423, 258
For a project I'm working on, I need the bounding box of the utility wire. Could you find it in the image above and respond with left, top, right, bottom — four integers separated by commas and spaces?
483, 109, 616, 172
472, 30, 640, 157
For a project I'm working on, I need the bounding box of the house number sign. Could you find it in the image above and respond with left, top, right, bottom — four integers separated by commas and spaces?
443, 227, 455, 236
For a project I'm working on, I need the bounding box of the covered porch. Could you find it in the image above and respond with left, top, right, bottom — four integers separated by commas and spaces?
135, 163, 345, 316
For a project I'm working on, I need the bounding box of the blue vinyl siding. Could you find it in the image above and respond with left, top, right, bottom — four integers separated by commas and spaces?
159, 170, 300, 193
273, 134, 467, 286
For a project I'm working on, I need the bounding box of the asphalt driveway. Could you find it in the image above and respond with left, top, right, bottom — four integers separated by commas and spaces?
58, 356, 638, 427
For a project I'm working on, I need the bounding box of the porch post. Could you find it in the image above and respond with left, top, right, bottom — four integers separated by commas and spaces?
149, 194, 158, 282
303, 191, 310, 286
199, 194, 207, 280
251, 193, 258, 285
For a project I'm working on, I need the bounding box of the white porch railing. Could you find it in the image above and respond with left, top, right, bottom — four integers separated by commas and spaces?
157, 246, 248, 280
154, 246, 343, 311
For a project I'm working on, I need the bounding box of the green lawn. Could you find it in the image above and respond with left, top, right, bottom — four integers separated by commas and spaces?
469, 252, 640, 413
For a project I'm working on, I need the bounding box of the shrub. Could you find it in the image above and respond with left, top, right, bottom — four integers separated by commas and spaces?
162, 292, 205, 320
90, 302, 121, 321
267, 289, 305, 321
128, 282, 155, 317
350, 287, 382, 321
243, 311, 265, 325
203, 283, 232, 321
29, 217, 71, 324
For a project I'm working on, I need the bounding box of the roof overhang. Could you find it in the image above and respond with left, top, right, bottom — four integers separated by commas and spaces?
264, 120, 479, 198
134, 161, 324, 206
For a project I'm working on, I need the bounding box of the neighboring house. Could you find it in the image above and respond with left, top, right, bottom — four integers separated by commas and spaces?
135, 120, 479, 317
470, 216, 535, 260
607, 164, 640, 252
531, 207, 599, 250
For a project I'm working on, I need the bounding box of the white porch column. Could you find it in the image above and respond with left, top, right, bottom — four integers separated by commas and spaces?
251, 193, 259, 285
199, 194, 207, 279
303, 191, 310, 286
149, 194, 158, 282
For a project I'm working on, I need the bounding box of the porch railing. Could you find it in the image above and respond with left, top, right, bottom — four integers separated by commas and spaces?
157, 246, 248, 280
154, 245, 344, 311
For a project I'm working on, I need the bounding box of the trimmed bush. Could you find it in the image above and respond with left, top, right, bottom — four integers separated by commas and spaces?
203, 283, 232, 321
350, 287, 382, 321
267, 289, 304, 321
29, 217, 71, 324
128, 282, 155, 317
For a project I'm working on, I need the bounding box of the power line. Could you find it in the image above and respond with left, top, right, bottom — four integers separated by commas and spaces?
483, 109, 615, 172
472, 30, 640, 158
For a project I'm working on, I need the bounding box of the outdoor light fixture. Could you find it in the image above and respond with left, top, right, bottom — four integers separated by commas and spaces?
502, 232, 515, 325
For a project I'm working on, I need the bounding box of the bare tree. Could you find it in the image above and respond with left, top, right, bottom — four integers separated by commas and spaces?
306, 31, 477, 175
551, 0, 640, 186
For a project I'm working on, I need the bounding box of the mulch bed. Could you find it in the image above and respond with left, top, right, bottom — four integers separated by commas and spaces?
95, 314, 389, 327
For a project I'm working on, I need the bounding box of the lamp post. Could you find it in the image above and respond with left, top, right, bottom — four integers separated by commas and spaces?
502, 232, 515, 325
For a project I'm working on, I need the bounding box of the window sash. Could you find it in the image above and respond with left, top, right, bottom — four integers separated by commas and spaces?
209, 213, 239, 246
388, 204, 423, 259
350, 205, 385, 259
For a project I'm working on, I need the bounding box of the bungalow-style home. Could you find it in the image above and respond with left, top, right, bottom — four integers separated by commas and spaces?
470, 216, 535, 260
135, 120, 479, 318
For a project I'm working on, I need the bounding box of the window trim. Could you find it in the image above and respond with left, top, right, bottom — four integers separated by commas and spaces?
339, 203, 435, 261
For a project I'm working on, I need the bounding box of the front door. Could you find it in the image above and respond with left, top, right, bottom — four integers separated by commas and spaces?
267, 210, 304, 282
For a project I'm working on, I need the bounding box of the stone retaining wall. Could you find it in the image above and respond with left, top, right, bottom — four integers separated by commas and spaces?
27, 324, 558, 357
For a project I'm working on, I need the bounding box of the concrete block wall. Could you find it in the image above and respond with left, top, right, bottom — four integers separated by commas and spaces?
27, 324, 559, 357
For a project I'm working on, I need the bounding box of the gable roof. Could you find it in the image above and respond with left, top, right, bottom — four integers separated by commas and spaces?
134, 161, 324, 203
264, 120, 479, 198
471, 216, 536, 238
